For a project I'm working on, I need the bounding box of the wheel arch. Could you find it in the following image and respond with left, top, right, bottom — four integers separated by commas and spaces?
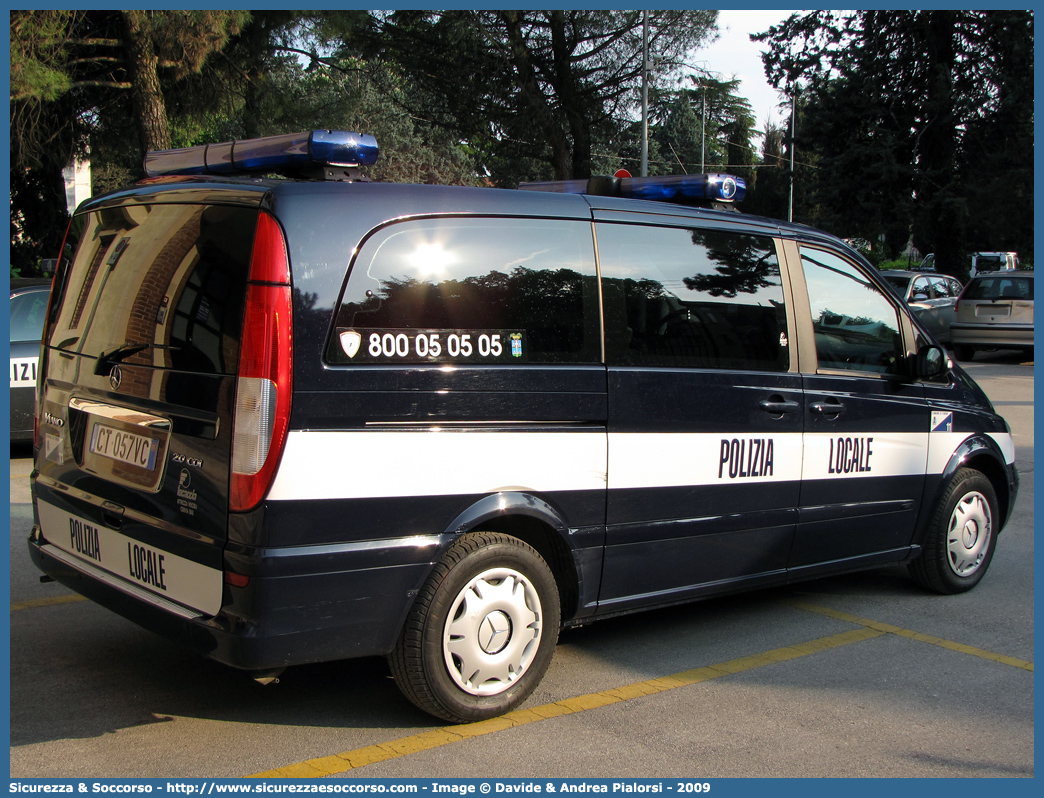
923, 435, 1016, 542
440, 491, 582, 623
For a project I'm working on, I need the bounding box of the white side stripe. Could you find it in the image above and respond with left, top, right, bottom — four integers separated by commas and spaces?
267, 430, 608, 501
987, 432, 1017, 465
267, 428, 1000, 502
804, 432, 929, 480
608, 433, 803, 489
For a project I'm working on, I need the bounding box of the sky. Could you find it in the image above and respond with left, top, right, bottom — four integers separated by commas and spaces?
699, 9, 799, 131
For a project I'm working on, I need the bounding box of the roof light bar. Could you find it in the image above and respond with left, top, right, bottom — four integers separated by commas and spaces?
519, 173, 746, 205
143, 130, 379, 178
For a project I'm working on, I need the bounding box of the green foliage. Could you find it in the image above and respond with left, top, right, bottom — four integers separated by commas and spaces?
877, 258, 917, 272
353, 10, 719, 182
9, 11, 79, 102
146, 10, 250, 79
26, 6, 1030, 284
755, 10, 1034, 272
743, 121, 789, 220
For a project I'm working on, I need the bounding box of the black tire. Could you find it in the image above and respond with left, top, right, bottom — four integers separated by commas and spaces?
953, 344, 975, 362
389, 532, 560, 723
909, 467, 999, 594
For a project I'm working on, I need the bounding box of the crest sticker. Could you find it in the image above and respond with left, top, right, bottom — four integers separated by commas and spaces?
339, 330, 362, 358
931, 411, 953, 433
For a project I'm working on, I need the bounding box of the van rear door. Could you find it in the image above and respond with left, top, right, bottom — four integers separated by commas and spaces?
33, 198, 261, 615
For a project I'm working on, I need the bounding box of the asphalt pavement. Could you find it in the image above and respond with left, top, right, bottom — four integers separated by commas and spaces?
7, 351, 1034, 780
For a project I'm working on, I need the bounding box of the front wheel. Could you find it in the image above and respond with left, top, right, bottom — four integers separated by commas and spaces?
389, 532, 560, 722
909, 468, 999, 594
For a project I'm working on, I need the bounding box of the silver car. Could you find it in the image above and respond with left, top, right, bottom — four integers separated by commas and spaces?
951, 272, 1034, 361
882, 270, 963, 344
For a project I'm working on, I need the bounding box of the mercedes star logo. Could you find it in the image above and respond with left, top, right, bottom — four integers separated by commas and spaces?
108, 364, 122, 391
478, 611, 512, 655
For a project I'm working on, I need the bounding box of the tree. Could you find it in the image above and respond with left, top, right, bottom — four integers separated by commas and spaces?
652, 78, 755, 179
755, 10, 1034, 274
11, 10, 248, 161
347, 10, 718, 183
744, 121, 789, 220
10, 10, 248, 273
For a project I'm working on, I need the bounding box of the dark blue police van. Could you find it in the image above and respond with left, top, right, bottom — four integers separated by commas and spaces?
29, 131, 1018, 722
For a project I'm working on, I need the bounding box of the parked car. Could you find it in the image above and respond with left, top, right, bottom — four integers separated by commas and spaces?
951, 272, 1034, 361
881, 270, 963, 344
28, 130, 1019, 723
968, 250, 1018, 279
970, 251, 1019, 278
9, 278, 51, 443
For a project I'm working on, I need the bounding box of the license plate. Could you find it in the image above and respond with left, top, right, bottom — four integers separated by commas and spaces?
90, 423, 159, 471
976, 305, 1010, 317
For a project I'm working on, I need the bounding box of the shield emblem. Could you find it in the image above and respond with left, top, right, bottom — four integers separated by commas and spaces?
339, 330, 362, 358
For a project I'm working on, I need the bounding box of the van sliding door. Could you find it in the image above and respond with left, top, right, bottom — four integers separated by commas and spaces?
595, 220, 802, 611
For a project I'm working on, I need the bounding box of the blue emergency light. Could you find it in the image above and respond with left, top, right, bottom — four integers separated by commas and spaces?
143, 130, 379, 178
519, 173, 746, 205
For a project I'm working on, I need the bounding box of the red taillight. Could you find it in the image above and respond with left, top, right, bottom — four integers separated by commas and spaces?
230, 212, 293, 512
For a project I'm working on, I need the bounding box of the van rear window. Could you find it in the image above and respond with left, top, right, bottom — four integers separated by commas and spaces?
329, 218, 600, 365
47, 204, 257, 374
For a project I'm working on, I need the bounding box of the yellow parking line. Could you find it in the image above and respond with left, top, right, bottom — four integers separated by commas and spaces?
11, 594, 88, 611
790, 600, 1034, 672
248, 625, 885, 778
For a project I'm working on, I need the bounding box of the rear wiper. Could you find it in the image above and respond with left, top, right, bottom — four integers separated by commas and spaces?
93, 342, 180, 374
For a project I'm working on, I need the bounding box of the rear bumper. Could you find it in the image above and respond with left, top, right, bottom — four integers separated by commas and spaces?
28, 528, 442, 671
950, 322, 1033, 349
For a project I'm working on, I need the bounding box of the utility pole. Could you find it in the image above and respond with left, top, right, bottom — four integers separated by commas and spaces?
641, 12, 649, 176
700, 88, 706, 173
788, 85, 797, 223
691, 67, 720, 175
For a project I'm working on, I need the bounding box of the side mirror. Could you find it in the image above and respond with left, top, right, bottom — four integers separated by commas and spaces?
911, 292, 930, 302
917, 344, 947, 379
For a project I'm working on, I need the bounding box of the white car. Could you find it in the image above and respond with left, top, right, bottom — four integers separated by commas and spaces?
951, 272, 1034, 360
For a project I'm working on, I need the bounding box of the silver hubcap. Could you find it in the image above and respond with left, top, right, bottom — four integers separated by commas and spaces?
946, 491, 993, 577
442, 567, 542, 696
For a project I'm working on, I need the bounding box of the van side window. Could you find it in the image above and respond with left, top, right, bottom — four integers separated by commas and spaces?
597, 223, 789, 371
801, 247, 904, 375
330, 218, 600, 364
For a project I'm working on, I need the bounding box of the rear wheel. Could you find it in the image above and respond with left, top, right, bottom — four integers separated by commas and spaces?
909, 468, 998, 594
389, 532, 560, 722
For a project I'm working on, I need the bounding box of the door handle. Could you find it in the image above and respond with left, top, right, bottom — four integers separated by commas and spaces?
810, 401, 846, 416
759, 399, 801, 415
